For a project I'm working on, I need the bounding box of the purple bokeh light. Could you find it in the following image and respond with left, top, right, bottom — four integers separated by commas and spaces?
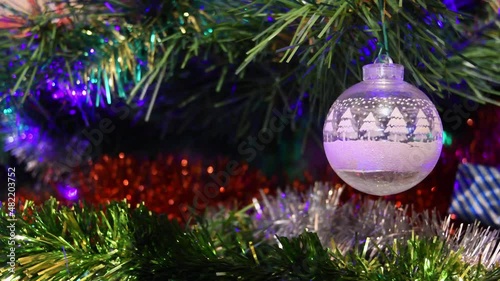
58, 185, 79, 200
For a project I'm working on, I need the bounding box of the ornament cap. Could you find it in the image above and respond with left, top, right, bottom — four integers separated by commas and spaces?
363, 63, 404, 81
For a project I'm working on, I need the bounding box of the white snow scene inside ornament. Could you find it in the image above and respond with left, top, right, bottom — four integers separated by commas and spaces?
324, 85, 443, 196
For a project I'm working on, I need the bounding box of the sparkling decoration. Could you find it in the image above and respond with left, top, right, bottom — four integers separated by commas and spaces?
253, 183, 500, 268
0, 0, 218, 117
323, 59, 443, 195
3, 185, 500, 281
0, 99, 89, 182
66, 153, 283, 218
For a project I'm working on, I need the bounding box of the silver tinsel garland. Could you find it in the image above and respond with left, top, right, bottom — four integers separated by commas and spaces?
252, 182, 500, 268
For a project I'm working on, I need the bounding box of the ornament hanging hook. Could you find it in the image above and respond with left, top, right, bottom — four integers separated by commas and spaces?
375, 0, 390, 63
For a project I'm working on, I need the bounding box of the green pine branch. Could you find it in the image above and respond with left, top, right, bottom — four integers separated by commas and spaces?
1, 0, 499, 115
1, 197, 499, 280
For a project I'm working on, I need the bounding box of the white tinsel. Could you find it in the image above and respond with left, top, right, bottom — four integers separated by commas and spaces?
252, 182, 500, 268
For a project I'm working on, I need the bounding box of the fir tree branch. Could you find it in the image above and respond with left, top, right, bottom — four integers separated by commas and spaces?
1, 192, 500, 280
1, 0, 498, 114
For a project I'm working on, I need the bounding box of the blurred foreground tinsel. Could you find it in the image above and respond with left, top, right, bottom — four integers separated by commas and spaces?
1, 183, 499, 280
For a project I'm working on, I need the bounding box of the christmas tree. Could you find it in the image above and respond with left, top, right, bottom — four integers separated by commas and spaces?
384, 107, 408, 142
432, 115, 443, 141
359, 112, 383, 140
323, 110, 336, 142
413, 109, 431, 141
336, 108, 358, 141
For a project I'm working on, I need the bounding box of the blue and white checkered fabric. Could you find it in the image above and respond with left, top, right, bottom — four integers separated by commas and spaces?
449, 163, 500, 227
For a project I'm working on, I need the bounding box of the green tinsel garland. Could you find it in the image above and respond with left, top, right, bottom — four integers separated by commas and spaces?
1, 196, 499, 281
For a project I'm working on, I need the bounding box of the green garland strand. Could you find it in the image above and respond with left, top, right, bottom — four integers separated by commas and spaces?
1, 198, 499, 280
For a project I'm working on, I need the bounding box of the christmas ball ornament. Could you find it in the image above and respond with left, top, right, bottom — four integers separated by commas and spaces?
323, 59, 443, 196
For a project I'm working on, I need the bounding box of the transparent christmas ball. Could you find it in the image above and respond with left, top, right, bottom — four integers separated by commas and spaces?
323, 61, 443, 196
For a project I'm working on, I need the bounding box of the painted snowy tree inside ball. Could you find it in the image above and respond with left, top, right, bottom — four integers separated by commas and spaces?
323, 59, 443, 196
